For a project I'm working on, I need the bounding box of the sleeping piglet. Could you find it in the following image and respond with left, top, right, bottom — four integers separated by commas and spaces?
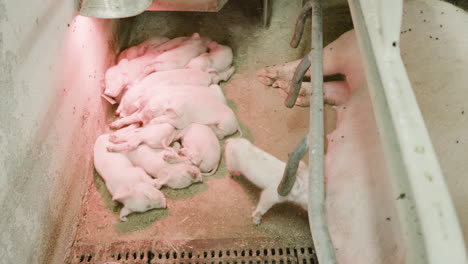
110, 90, 237, 139
117, 36, 170, 62
126, 144, 203, 189
224, 138, 308, 224
163, 123, 221, 175
103, 52, 162, 98
139, 33, 211, 75
117, 35, 192, 62
107, 123, 176, 152
113, 83, 227, 125
186, 42, 235, 84
93, 134, 166, 221
186, 42, 233, 72
113, 92, 240, 139
115, 69, 213, 117
104, 33, 208, 99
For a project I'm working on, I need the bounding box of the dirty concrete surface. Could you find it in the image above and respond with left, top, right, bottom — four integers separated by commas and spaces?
72, 0, 353, 248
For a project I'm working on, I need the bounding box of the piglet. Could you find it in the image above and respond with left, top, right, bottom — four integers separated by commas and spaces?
128, 83, 227, 117
186, 42, 233, 72
111, 92, 240, 139
152, 36, 189, 52
163, 123, 221, 175
206, 42, 234, 72
116, 69, 213, 117
140, 33, 211, 74
186, 42, 235, 84
224, 138, 309, 224
126, 144, 202, 189
104, 52, 162, 98
93, 134, 166, 221
107, 123, 176, 152
117, 36, 170, 62
104, 33, 209, 99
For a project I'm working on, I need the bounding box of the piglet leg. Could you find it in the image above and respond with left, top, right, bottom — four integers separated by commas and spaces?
163, 151, 190, 164
149, 115, 177, 127
119, 206, 132, 222
211, 66, 236, 84
110, 113, 141, 129
107, 138, 142, 152
252, 188, 279, 225
153, 178, 166, 189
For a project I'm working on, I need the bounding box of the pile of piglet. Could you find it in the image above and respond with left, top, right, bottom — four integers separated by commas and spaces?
93, 33, 239, 221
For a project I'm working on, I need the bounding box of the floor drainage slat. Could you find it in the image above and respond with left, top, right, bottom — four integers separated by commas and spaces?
66, 238, 316, 264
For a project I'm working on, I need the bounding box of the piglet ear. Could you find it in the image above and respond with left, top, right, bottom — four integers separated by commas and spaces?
190, 168, 202, 181
112, 186, 133, 201
190, 32, 200, 40
208, 41, 218, 50
119, 58, 129, 66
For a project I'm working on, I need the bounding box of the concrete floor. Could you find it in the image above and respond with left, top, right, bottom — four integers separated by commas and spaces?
72, 0, 353, 249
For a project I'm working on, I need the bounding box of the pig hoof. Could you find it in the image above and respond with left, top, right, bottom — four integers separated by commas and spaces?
120, 216, 128, 222
271, 80, 282, 88
163, 153, 178, 163
257, 76, 275, 86
178, 148, 188, 157
109, 134, 125, 143
153, 180, 162, 189
252, 216, 262, 225
110, 122, 120, 129
106, 145, 116, 152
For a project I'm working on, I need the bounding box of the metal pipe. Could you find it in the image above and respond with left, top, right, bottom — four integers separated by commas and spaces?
307, 1, 338, 263
285, 53, 311, 108
278, 136, 309, 196
263, 0, 269, 28
290, 1, 313, 48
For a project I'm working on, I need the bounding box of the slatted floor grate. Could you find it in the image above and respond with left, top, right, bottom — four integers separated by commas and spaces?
66, 238, 316, 264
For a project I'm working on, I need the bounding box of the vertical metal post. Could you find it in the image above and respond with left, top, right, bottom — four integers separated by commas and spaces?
308, 0, 338, 263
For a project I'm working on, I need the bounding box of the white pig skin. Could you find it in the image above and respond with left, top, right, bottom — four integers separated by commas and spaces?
152, 36, 189, 53
163, 123, 221, 175
107, 123, 176, 152
112, 84, 228, 127
110, 91, 238, 139
211, 66, 236, 84
206, 42, 233, 72
93, 134, 166, 221
142, 93, 240, 139
126, 145, 202, 189
104, 33, 210, 99
224, 138, 309, 225
117, 36, 170, 62
104, 53, 162, 98
153, 162, 203, 189
139, 33, 211, 75
186, 42, 233, 73
116, 69, 214, 117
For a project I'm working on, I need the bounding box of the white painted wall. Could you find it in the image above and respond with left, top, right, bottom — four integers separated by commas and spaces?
0, 0, 117, 263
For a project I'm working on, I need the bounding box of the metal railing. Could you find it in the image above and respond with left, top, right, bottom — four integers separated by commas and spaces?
279, 0, 467, 263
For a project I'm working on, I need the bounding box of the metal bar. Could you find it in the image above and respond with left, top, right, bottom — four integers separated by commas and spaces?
285, 53, 311, 108
278, 136, 309, 196
347, 0, 467, 263
307, 1, 338, 264
290, 1, 313, 48
263, 0, 269, 28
